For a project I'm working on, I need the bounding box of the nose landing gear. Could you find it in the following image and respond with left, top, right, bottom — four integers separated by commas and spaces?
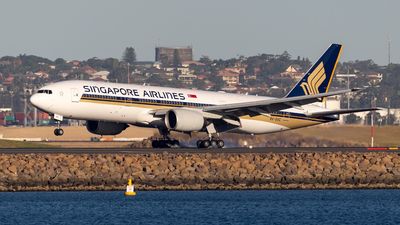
53, 115, 64, 136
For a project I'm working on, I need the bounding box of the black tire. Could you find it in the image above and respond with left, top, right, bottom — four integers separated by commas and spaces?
152, 140, 159, 148
159, 140, 167, 148
54, 128, 63, 136
211, 140, 217, 148
171, 140, 180, 148
196, 140, 202, 148
217, 140, 225, 148
202, 140, 211, 148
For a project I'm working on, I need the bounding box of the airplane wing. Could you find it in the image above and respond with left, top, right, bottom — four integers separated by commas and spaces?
306, 107, 381, 117
202, 89, 360, 116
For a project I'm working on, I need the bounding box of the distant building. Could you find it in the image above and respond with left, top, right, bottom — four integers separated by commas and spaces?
177, 67, 191, 75
153, 62, 162, 69
135, 61, 155, 69
181, 61, 205, 67
163, 67, 175, 77
218, 69, 240, 86
3, 75, 14, 85
178, 74, 197, 85
81, 65, 97, 76
366, 73, 383, 83
68, 60, 80, 66
281, 64, 303, 80
155, 47, 193, 66
243, 74, 257, 81
90, 70, 110, 81
58, 71, 70, 78
33, 71, 49, 79
196, 74, 208, 80
225, 67, 246, 74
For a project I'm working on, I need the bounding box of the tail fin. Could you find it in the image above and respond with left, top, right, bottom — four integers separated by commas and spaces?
285, 44, 342, 99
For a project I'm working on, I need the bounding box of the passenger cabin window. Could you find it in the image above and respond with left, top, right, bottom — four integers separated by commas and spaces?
37, 89, 52, 94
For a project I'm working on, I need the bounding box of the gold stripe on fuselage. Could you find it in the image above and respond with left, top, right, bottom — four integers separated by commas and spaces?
80, 98, 327, 129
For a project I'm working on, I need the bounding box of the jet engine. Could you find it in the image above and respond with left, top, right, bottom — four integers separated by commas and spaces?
165, 109, 205, 132
86, 120, 128, 135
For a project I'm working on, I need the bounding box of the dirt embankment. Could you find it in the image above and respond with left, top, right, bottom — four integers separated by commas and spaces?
1, 152, 400, 191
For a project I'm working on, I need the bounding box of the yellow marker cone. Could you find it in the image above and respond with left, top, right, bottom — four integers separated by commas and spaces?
124, 178, 136, 196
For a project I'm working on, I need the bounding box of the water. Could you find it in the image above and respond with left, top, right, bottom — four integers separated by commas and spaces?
0, 190, 400, 225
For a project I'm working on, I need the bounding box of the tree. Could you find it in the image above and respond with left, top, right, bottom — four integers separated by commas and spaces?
192, 79, 206, 90
54, 58, 66, 65
279, 50, 291, 61
199, 56, 212, 65
53, 58, 72, 72
122, 47, 137, 65
146, 74, 168, 86
365, 112, 382, 125
209, 75, 225, 91
345, 113, 361, 124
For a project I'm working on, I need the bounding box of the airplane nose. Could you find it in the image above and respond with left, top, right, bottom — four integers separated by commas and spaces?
30, 94, 39, 107
30, 92, 53, 112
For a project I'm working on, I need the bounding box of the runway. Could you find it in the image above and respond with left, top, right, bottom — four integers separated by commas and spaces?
0, 147, 398, 154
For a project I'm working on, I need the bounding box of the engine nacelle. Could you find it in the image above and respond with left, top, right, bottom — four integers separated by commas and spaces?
165, 109, 205, 132
86, 120, 128, 135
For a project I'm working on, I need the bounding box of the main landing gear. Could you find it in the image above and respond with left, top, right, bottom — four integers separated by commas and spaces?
152, 128, 180, 148
196, 138, 224, 149
196, 123, 225, 149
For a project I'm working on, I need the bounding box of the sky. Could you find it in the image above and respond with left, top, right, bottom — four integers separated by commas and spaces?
0, 0, 399, 65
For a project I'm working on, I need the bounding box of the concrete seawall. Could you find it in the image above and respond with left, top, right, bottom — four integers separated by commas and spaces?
1, 152, 400, 191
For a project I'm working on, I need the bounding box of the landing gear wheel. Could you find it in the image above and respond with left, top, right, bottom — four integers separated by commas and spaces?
152, 140, 160, 148
197, 140, 202, 148
202, 140, 211, 148
171, 140, 180, 147
217, 140, 224, 148
152, 139, 180, 148
211, 140, 217, 147
196, 139, 224, 149
54, 128, 64, 136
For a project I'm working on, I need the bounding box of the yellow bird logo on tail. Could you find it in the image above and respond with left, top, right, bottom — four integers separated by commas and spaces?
299, 62, 326, 95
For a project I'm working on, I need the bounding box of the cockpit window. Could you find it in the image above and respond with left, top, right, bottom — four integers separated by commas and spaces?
37, 89, 53, 94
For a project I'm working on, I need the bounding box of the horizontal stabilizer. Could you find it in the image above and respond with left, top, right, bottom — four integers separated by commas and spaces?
203, 89, 357, 115
307, 107, 381, 117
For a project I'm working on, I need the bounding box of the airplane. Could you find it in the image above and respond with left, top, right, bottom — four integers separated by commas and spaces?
30, 44, 378, 148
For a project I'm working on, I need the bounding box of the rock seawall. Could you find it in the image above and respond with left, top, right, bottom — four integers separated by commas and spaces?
1, 152, 400, 191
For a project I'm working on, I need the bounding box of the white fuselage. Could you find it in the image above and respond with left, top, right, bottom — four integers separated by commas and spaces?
30, 80, 335, 135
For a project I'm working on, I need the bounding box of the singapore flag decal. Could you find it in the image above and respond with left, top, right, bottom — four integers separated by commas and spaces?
187, 94, 197, 98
